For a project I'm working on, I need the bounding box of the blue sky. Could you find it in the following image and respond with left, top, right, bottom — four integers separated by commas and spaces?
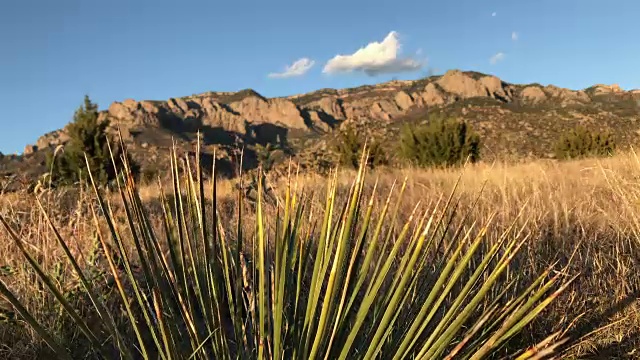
1, 0, 639, 154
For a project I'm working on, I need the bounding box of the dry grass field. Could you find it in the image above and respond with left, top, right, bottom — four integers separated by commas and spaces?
1, 151, 640, 358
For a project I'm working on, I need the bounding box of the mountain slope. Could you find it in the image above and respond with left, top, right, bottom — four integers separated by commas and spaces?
2, 69, 640, 192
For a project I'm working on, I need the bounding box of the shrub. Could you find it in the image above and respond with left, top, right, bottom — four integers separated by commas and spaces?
400, 117, 480, 167
335, 124, 387, 169
0, 145, 577, 359
140, 164, 159, 184
46, 95, 128, 186
254, 142, 285, 173
554, 126, 615, 160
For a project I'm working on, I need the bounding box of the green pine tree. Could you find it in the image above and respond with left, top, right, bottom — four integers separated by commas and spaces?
335, 124, 387, 169
47, 95, 126, 186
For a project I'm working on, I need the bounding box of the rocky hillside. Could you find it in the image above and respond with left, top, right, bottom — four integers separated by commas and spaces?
2, 69, 640, 192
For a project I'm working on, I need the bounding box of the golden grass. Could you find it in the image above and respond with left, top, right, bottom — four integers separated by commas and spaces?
2, 153, 640, 358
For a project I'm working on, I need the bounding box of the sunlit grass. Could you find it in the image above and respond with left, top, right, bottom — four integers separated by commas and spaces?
0, 143, 578, 359
6, 145, 640, 358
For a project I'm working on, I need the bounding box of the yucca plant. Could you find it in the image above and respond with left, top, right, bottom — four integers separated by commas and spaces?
0, 139, 575, 359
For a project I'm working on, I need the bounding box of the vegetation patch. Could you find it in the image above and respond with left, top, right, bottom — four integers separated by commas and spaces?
554, 126, 615, 160
399, 117, 480, 167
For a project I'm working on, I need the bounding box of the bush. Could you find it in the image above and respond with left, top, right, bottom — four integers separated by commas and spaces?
400, 117, 480, 168
46, 95, 128, 186
554, 126, 615, 160
0, 147, 577, 359
335, 124, 387, 169
140, 164, 159, 184
254, 143, 285, 173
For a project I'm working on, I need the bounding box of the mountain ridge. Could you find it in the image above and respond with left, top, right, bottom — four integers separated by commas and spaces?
19, 69, 640, 156
2, 69, 640, 193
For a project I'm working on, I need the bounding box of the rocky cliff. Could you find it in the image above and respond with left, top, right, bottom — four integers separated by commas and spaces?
5, 69, 640, 192
26, 69, 639, 154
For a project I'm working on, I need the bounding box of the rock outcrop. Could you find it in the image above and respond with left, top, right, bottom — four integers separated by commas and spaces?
544, 85, 591, 106
435, 70, 512, 101
298, 96, 346, 121
417, 83, 446, 106
480, 76, 513, 101
24, 145, 37, 155
521, 86, 547, 104
437, 70, 488, 98
102, 93, 318, 139
9, 68, 640, 195
228, 96, 307, 129
394, 91, 414, 111
593, 84, 624, 95
35, 129, 70, 150
25, 69, 637, 154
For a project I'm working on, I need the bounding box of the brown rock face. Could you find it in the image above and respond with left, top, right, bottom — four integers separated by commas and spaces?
228, 96, 307, 129
168, 98, 189, 113
105, 93, 313, 136
36, 129, 70, 150
140, 101, 160, 114
436, 70, 511, 101
195, 98, 247, 133
521, 86, 547, 103
417, 83, 446, 106
304, 97, 347, 120
437, 70, 488, 98
304, 110, 333, 132
24, 145, 38, 155
394, 91, 414, 110
24, 68, 629, 158
370, 100, 402, 121
21, 71, 523, 155
544, 85, 591, 105
107, 100, 162, 127
480, 76, 512, 101
593, 84, 624, 94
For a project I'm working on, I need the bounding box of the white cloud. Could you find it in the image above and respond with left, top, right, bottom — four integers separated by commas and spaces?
268, 58, 315, 78
492, 12, 497, 17
489, 52, 505, 64
323, 31, 423, 76
511, 31, 519, 41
